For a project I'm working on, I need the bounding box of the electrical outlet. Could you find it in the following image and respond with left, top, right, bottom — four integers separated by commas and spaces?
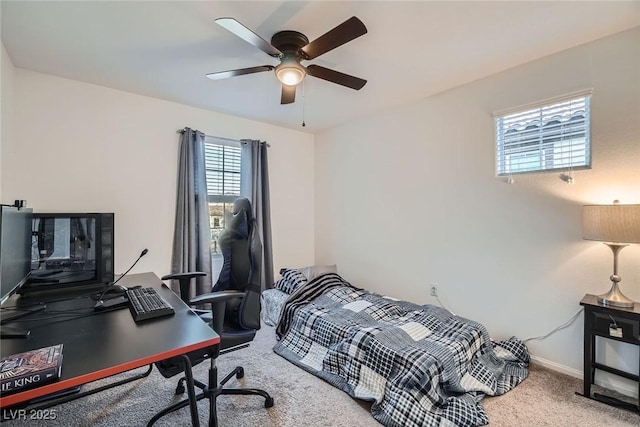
430, 284, 438, 297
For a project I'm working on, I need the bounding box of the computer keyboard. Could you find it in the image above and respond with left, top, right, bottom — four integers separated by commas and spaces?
126, 287, 175, 322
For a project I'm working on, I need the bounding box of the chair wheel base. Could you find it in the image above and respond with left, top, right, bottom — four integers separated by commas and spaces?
236, 367, 244, 379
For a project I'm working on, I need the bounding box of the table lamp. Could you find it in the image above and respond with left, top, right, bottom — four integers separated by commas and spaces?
582, 200, 640, 308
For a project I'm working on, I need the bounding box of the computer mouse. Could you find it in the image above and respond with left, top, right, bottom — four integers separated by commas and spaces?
94, 295, 129, 311
90, 284, 130, 301
102, 284, 129, 295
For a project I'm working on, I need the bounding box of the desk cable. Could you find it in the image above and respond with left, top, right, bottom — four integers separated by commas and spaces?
4, 305, 126, 329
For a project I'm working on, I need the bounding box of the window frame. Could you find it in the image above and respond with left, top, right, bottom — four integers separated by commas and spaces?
494, 90, 592, 177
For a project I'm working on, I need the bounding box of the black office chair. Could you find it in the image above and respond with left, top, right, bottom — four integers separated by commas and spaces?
150, 198, 273, 427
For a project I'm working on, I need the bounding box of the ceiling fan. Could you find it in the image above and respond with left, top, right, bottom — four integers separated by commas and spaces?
207, 16, 368, 104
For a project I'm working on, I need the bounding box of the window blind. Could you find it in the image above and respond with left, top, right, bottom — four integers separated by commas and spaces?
495, 92, 592, 176
204, 138, 241, 202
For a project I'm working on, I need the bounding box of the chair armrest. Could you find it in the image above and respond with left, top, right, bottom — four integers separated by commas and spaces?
161, 272, 207, 305
190, 291, 245, 334
190, 290, 245, 305
161, 272, 207, 281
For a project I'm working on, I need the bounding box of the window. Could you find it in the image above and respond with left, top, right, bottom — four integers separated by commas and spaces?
495, 91, 592, 176
204, 136, 242, 255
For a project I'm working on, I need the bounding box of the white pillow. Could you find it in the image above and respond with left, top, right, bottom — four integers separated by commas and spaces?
299, 264, 337, 281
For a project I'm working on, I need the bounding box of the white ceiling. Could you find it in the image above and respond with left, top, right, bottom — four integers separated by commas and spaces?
2, 1, 639, 134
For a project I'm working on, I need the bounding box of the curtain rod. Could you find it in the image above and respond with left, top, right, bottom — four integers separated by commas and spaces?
176, 128, 270, 146
176, 128, 235, 142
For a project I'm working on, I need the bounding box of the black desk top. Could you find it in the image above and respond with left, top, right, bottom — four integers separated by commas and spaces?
0, 272, 219, 407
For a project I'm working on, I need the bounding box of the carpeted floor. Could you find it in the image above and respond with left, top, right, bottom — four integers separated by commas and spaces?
2, 324, 638, 426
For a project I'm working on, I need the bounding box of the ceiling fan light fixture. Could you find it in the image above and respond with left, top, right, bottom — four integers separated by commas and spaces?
275, 62, 306, 86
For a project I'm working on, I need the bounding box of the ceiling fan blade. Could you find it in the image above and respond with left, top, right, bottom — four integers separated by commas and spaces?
300, 16, 367, 60
206, 65, 274, 80
281, 85, 296, 104
215, 17, 282, 57
306, 65, 366, 90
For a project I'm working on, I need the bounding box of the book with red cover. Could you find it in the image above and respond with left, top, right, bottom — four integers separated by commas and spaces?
0, 344, 63, 396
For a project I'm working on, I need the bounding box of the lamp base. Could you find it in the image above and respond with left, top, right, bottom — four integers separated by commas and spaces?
597, 283, 635, 308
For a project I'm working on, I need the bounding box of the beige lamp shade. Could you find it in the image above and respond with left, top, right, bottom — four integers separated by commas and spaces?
582, 203, 640, 243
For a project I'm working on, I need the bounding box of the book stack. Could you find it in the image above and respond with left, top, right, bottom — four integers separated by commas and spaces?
0, 344, 63, 396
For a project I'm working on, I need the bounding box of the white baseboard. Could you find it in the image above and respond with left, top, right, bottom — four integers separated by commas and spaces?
530, 354, 638, 399
529, 354, 583, 377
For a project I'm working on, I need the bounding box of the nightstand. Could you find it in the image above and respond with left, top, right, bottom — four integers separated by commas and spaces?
578, 294, 640, 413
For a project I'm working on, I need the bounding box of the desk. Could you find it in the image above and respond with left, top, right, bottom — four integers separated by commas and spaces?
579, 294, 640, 413
0, 273, 220, 417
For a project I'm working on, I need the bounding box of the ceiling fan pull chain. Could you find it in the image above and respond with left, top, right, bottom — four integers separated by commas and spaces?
302, 80, 306, 127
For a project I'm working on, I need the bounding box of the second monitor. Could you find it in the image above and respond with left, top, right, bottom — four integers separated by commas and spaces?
22, 212, 115, 293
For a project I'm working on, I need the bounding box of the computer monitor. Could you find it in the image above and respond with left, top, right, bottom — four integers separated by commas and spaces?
0, 206, 33, 304
23, 213, 114, 293
0, 205, 35, 338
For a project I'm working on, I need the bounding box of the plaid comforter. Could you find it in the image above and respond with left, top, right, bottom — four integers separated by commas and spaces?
273, 273, 529, 427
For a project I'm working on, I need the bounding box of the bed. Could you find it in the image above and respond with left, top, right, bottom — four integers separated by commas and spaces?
262, 269, 530, 427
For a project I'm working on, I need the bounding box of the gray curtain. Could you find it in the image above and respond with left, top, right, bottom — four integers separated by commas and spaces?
240, 139, 274, 290
170, 128, 212, 298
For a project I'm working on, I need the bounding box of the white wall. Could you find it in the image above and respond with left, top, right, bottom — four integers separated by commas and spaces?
2, 70, 315, 281
315, 27, 640, 395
